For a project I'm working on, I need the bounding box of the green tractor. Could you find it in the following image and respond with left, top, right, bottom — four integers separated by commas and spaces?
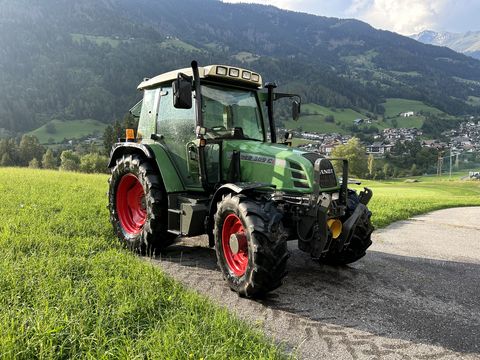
108, 61, 374, 298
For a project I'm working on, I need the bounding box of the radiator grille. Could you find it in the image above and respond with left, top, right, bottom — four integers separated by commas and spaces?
318, 159, 337, 188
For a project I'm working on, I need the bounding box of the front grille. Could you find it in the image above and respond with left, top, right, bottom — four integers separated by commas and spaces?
288, 161, 309, 189
318, 159, 337, 189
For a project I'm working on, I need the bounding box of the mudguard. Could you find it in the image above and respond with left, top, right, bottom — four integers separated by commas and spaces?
107, 142, 185, 193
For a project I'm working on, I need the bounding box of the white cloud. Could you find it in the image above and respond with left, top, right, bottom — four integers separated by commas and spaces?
348, 0, 449, 35
222, 0, 480, 35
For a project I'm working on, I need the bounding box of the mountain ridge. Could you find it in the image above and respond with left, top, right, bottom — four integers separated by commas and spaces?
411, 29, 480, 60
0, 0, 479, 134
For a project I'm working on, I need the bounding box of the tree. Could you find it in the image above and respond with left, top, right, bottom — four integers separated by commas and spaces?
79, 153, 109, 173
103, 121, 122, 155
28, 158, 40, 169
42, 149, 57, 169
45, 122, 57, 134
60, 150, 80, 171
19, 135, 44, 166
383, 163, 391, 178
367, 154, 375, 178
324, 115, 335, 123
0, 152, 13, 166
331, 137, 368, 178
410, 164, 418, 176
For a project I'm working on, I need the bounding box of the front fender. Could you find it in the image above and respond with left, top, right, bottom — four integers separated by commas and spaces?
206, 182, 275, 247
107, 143, 153, 168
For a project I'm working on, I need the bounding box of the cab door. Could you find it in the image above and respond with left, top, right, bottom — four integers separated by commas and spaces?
157, 86, 202, 190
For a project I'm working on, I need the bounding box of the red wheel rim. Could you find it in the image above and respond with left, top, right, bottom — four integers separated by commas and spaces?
116, 174, 147, 235
222, 214, 248, 276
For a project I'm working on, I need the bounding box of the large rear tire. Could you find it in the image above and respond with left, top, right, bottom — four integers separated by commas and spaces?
321, 191, 374, 265
214, 194, 289, 298
108, 154, 176, 253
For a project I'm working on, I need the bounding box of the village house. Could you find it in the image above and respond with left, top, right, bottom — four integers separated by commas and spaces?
366, 142, 393, 157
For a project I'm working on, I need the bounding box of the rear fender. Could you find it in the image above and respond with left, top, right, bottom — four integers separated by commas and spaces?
108, 143, 185, 193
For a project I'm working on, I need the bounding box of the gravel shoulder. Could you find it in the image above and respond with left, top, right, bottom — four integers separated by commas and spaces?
147, 207, 480, 359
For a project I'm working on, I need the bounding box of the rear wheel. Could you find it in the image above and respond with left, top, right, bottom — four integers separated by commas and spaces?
321, 191, 374, 265
214, 193, 289, 298
108, 155, 176, 253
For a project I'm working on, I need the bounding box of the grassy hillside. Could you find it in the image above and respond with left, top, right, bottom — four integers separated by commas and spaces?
283, 103, 370, 134
0, 169, 282, 359
284, 99, 448, 134
27, 119, 107, 144
381, 98, 445, 129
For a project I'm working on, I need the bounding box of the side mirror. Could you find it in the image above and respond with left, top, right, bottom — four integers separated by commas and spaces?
292, 100, 301, 121
173, 74, 192, 109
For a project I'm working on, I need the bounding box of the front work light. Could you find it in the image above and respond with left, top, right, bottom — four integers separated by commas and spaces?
229, 68, 240, 77
242, 71, 251, 80
216, 66, 228, 76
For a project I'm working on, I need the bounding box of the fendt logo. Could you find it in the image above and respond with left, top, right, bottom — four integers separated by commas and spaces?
320, 169, 334, 175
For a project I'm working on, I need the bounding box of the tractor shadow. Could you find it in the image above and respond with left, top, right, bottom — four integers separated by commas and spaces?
153, 236, 480, 355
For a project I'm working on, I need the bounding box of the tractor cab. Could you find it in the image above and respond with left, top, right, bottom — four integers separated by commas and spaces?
131, 62, 300, 193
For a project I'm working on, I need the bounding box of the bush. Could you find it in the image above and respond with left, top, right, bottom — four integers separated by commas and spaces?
79, 153, 109, 173
325, 115, 335, 123
60, 150, 80, 172
28, 158, 40, 169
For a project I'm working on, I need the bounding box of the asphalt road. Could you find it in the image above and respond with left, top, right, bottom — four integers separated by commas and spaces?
147, 207, 480, 359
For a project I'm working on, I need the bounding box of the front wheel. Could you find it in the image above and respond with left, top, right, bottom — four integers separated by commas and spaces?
108, 155, 176, 253
214, 193, 289, 298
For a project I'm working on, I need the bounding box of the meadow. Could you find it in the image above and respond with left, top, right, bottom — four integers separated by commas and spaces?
27, 119, 107, 144
354, 174, 480, 228
283, 98, 445, 134
0, 169, 282, 359
0, 168, 479, 359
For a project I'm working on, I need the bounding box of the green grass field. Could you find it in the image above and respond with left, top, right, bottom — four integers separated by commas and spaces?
1, 168, 479, 358
71, 34, 122, 48
381, 98, 444, 118
159, 38, 202, 52
380, 98, 445, 129
283, 98, 446, 134
283, 103, 367, 134
0, 169, 282, 359
27, 119, 107, 144
354, 175, 480, 228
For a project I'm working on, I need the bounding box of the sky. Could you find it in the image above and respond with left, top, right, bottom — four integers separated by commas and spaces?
222, 0, 480, 35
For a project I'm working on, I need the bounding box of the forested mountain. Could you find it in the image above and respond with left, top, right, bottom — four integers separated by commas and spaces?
1, 0, 480, 134
411, 30, 480, 60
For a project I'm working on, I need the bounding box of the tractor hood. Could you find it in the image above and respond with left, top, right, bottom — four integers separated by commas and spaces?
221, 140, 339, 193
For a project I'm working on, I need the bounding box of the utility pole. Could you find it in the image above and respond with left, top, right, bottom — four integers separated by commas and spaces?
449, 147, 452, 180
437, 152, 443, 176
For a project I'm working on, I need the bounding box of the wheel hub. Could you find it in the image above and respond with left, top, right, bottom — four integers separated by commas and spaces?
229, 233, 246, 255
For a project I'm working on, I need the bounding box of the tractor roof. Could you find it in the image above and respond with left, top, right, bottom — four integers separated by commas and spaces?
137, 65, 263, 90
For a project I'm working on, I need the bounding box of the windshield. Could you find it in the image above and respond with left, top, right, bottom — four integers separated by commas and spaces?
201, 85, 264, 141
